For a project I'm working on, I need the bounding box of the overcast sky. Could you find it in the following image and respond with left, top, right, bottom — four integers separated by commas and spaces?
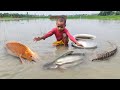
0, 11, 100, 15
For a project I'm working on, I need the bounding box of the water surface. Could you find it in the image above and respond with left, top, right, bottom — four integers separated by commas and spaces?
0, 19, 120, 79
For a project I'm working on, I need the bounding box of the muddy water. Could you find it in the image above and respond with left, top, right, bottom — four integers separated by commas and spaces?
0, 19, 120, 79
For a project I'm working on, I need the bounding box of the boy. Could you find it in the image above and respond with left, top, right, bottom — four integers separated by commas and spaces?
33, 16, 83, 47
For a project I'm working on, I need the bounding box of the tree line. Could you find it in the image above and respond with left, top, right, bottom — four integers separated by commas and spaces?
0, 11, 120, 18
98, 11, 120, 16
0, 13, 46, 18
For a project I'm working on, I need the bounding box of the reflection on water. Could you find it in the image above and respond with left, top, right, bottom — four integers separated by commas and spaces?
0, 19, 120, 79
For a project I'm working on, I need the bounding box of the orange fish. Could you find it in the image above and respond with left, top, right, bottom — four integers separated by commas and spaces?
5, 41, 38, 63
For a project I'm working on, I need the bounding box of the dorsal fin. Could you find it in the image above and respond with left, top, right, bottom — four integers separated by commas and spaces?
54, 50, 74, 62
57, 50, 74, 58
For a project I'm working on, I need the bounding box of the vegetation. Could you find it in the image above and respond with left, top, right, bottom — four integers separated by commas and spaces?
0, 13, 48, 18
98, 11, 120, 16
0, 12, 48, 20
79, 11, 120, 20
1, 11, 120, 20
80, 15, 120, 20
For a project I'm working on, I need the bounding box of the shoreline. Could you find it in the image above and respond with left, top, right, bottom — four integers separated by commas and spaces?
79, 15, 120, 20
0, 17, 42, 21
1, 15, 120, 21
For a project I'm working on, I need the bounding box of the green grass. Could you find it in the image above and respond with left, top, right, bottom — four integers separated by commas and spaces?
80, 15, 120, 20
1, 15, 120, 20
48, 15, 120, 20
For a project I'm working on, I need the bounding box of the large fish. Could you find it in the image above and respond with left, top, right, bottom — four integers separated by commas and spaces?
5, 41, 38, 63
43, 50, 85, 70
92, 41, 117, 61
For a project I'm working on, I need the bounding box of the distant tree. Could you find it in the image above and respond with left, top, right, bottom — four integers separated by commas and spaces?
98, 11, 114, 16
115, 11, 120, 15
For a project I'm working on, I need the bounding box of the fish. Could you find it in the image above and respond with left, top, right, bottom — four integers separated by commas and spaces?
43, 50, 85, 70
71, 39, 97, 49
92, 41, 117, 61
5, 41, 39, 63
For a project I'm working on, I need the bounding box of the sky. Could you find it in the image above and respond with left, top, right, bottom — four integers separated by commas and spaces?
0, 11, 100, 15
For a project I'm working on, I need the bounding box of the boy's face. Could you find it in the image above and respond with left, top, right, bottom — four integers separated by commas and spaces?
56, 21, 66, 31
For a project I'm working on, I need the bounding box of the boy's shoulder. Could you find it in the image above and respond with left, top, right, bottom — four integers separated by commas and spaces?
64, 28, 69, 31
51, 27, 57, 30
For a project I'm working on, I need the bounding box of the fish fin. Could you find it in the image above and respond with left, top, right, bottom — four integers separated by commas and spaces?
19, 55, 24, 64
62, 50, 74, 56
57, 66, 65, 72
104, 57, 110, 60
55, 50, 74, 60
72, 53, 85, 56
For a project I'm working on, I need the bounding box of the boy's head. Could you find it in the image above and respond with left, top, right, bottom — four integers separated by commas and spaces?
56, 16, 66, 31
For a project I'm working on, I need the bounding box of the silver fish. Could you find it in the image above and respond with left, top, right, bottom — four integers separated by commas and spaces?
71, 39, 97, 49
43, 51, 85, 70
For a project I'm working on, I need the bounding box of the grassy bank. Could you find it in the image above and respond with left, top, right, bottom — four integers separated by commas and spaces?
1, 15, 120, 20
49, 15, 120, 20
80, 15, 120, 20
48, 15, 120, 20
0, 17, 48, 21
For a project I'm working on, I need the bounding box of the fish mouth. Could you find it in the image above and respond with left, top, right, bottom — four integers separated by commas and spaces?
32, 60, 36, 62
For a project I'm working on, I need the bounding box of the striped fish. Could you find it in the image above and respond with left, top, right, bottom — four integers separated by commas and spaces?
92, 41, 117, 61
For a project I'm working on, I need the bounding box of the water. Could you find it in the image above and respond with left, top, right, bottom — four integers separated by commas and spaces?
0, 19, 120, 79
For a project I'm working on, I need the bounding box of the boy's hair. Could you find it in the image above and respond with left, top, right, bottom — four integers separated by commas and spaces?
57, 16, 66, 24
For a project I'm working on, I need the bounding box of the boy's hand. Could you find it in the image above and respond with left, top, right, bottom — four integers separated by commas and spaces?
33, 37, 42, 42
76, 42, 84, 47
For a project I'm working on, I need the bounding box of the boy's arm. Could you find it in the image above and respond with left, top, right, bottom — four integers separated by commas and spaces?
40, 29, 55, 40
66, 30, 83, 47
65, 30, 78, 44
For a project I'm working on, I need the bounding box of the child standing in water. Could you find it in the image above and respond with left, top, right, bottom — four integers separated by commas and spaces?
33, 16, 83, 47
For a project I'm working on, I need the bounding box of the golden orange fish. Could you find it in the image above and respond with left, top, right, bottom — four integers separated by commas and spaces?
5, 41, 38, 63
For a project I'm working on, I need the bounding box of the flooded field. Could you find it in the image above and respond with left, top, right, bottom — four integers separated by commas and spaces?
0, 19, 120, 79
